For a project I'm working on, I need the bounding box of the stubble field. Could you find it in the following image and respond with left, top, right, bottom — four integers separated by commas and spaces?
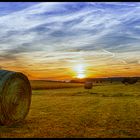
0, 81, 140, 138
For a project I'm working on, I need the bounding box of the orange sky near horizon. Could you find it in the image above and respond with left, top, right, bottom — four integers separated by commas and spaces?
1, 51, 140, 80
1, 2, 140, 80
2, 64, 140, 80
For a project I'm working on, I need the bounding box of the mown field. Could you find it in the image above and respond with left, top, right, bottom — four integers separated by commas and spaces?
30, 80, 83, 89
0, 81, 140, 138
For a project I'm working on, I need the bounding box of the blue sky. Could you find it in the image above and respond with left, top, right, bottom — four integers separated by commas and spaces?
0, 2, 140, 79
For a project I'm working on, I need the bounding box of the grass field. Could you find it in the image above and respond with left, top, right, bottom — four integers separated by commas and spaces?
0, 81, 140, 138
30, 80, 83, 89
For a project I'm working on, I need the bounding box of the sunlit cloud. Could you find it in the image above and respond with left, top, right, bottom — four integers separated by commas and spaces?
0, 2, 140, 79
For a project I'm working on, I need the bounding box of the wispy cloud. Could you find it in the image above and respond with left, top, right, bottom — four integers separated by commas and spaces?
0, 2, 140, 79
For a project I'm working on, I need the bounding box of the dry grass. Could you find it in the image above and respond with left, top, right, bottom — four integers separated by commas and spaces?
0, 82, 140, 138
30, 80, 83, 90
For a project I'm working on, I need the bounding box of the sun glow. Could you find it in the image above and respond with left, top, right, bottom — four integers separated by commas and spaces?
77, 73, 85, 79
73, 64, 86, 79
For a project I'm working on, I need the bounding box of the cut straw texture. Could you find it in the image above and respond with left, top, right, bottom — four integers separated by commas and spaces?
0, 70, 32, 126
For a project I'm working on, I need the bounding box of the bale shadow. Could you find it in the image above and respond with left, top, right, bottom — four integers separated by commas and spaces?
100, 92, 135, 97
89, 92, 98, 95
71, 91, 98, 96
0, 120, 26, 128
71, 91, 85, 96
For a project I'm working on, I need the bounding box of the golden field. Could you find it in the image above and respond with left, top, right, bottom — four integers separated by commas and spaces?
0, 81, 140, 138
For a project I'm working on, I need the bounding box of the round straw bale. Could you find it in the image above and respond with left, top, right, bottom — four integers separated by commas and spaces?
0, 70, 32, 126
84, 81, 93, 89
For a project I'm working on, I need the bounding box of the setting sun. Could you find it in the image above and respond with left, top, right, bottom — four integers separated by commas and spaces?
77, 73, 85, 79
73, 64, 87, 79
0, 2, 139, 81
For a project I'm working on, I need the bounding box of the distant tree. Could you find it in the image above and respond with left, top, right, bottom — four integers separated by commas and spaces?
122, 77, 138, 85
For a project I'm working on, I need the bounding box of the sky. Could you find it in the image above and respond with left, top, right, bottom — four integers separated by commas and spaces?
0, 2, 140, 80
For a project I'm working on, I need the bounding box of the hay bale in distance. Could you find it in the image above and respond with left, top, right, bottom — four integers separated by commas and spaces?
0, 70, 32, 126
84, 81, 93, 89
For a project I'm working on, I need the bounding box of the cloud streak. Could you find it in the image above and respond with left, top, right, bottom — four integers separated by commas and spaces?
0, 2, 140, 79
